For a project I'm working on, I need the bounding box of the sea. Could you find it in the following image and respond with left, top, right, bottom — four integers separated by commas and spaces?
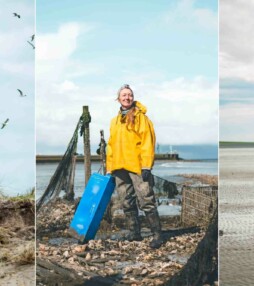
36, 145, 218, 199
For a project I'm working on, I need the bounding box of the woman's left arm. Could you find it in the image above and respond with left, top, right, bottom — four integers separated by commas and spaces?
138, 114, 156, 169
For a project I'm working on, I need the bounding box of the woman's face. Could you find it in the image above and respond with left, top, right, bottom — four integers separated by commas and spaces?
118, 88, 134, 110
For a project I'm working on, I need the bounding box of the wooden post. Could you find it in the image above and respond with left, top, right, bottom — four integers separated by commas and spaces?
82, 106, 91, 186
99, 130, 106, 175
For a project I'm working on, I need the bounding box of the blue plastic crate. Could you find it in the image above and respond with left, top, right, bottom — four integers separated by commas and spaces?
69, 173, 115, 242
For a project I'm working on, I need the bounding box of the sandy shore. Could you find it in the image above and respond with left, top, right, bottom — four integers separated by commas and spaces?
0, 264, 35, 286
219, 148, 254, 285
0, 199, 35, 286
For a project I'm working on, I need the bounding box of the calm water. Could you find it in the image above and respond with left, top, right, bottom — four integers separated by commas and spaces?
36, 160, 218, 199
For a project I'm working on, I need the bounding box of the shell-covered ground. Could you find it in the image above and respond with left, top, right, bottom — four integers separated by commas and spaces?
36, 198, 217, 286
36, 174, 218, 285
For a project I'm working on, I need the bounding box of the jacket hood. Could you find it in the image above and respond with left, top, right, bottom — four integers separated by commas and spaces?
135, 101, 147, 114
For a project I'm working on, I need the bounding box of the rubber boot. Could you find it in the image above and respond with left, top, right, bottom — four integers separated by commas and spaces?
145, 210, 164, 249
124, 211, 143, 241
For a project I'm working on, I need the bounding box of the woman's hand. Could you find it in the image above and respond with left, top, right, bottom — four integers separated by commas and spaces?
141, 169, 151, 182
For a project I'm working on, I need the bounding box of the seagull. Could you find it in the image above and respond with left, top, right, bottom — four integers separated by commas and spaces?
17, 89, 27, 97
27, 40, 35, 49
31, 34, 35, 42
13, 13, 21, 18
1, 118, 9, 129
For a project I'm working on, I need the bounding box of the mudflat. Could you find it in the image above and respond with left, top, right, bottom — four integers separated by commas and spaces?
219, 148, 254, 285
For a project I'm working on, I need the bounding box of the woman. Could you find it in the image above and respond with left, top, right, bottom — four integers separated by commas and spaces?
106, 84, 163, 249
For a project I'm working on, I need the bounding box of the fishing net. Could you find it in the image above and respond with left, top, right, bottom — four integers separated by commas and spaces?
36, 117, 83, 211
153, 174, 178, 198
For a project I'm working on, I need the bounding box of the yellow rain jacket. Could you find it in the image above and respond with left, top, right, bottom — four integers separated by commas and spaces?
106, 101, 155, 174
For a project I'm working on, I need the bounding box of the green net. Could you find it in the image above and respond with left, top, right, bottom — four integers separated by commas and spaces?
153, 174, 178, 198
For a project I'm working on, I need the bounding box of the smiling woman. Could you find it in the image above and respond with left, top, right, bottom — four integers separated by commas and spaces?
106, 84, 164, 248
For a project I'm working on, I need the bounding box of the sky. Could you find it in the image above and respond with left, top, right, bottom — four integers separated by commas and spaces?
36, 0, 218, 156
0, 0, 34, 195
220, 0, 254, 142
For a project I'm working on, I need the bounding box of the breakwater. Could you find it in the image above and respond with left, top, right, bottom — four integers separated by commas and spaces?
36, 153, 180, 163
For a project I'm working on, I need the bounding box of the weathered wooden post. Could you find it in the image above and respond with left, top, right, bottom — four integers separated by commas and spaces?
99, 129, 112, 223
82, 106, 91, 186
99, 130, 106, 175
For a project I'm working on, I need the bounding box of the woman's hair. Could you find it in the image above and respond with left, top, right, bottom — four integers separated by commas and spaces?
117, 84, 136, 128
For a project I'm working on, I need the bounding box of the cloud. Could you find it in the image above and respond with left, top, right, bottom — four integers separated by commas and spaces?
37, 22, 91, 61
164, 0, 217, 32
220, 0, 254, 82
36, 76, 218, 153
53, 80, 80, 94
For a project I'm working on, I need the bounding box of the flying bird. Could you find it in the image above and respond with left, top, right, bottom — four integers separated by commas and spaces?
17, 89, 27, 97
27, 40, 35, 49
1, 118, 9, 129
13, 13, 21, 18
31, 34, 35, 41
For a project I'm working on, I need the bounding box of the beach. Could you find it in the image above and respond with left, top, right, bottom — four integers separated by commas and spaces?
219, 148, 254, 285
0, 198, 35, 285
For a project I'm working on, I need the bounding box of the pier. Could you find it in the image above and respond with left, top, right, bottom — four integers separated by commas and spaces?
36, 153, 180, 163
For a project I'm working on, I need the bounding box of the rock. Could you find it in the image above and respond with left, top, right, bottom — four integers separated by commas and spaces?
85, 253, 91, 261
68, 257, 75, 264
63, 250, 69, 258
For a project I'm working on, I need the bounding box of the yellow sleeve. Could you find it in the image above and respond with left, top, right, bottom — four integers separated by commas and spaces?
138, 114, 156, 169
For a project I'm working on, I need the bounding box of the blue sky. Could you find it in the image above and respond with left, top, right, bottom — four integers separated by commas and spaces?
0, 0, 34, 195
36, 0, 218, 156
220, 1, 254, 142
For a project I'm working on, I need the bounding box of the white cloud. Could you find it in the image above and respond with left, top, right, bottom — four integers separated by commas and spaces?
164, 0, 217, 32
36, 22, 102, 84
220, 0, 254, 82
37, 22, 92, 61
53, 80, 80, 94
36, 76, 218, 153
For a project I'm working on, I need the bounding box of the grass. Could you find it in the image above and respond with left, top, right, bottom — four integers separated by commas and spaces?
0, 187, 35, 201
11, 242, 35, 265
220, 141, 254, 144
0, 227, 10, 245
219, 141, 254, 148
0, 242, 35, 265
